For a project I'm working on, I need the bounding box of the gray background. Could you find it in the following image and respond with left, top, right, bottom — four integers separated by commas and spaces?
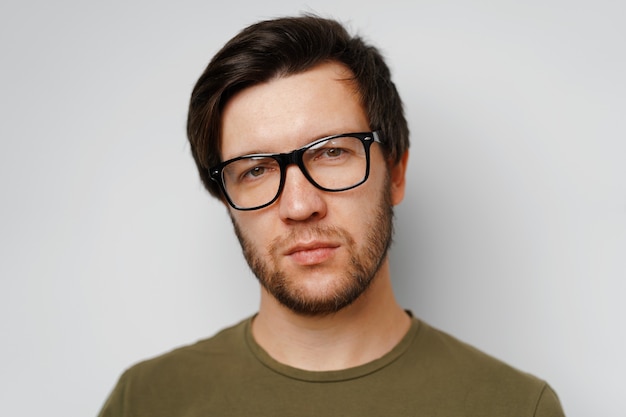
1, 0, 624, 416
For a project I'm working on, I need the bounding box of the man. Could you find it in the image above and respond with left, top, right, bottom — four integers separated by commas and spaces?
99, 15, 564, 416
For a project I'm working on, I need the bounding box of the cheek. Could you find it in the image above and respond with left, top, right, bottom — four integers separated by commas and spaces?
329, 184, 385, 232
231, 211, 274, 249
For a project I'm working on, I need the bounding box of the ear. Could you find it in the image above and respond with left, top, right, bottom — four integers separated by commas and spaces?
389, 150, 409, 206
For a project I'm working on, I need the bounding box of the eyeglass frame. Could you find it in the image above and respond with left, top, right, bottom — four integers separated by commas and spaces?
209, 131, 383, 211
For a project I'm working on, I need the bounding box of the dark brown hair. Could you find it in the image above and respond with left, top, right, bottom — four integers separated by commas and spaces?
187, 15, 410, 199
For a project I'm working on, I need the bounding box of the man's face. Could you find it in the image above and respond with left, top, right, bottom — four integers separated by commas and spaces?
220, 62, 404, 316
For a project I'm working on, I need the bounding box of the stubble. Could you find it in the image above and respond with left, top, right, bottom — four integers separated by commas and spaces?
231, 180, 394, 316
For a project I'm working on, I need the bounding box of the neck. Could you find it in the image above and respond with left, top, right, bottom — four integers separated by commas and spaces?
251, 259, 411, 371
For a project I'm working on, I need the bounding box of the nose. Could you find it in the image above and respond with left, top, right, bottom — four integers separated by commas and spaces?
277, 165, 327, 222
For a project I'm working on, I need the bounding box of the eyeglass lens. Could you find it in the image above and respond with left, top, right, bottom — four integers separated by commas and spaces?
221, 135, 369, 209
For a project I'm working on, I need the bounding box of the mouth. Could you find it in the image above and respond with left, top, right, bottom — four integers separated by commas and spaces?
284, 241, 340, 266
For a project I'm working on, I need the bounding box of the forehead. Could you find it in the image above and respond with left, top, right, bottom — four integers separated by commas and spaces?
220, 62, 370, 160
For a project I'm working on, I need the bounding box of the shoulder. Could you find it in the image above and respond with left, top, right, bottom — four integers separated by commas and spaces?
408, 320, 565, 415
115, 317, 252, 395
98, 318, 255, 417
128, 317, 249, 376
415, 320, 538, 380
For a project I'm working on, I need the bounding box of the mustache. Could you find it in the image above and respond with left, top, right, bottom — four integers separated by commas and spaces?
268, 225, 355, 255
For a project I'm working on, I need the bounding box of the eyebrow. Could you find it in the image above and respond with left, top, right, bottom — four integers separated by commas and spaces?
228, 130, 350, 159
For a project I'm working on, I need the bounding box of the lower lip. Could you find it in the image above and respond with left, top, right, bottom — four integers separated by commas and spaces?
288, 247, 337, 266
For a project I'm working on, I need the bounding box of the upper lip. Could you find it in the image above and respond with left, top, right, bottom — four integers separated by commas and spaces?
284, 241, 340, 256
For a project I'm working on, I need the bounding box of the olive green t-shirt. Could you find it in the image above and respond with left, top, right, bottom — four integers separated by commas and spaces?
99, 316, 564, 416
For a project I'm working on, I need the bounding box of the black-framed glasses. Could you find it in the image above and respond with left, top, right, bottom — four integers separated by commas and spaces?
209, 131, 383, 211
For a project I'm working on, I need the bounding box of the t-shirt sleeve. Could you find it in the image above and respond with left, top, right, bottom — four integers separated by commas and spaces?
534, 384, 566, 417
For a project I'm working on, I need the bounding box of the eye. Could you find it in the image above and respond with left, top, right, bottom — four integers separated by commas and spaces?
323, 147, 344, 158
237, 160, 278, 182
246, 166, 266, 177
313, 145, 352, 163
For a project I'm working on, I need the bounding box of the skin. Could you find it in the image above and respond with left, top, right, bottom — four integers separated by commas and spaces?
220, 61, 410, 371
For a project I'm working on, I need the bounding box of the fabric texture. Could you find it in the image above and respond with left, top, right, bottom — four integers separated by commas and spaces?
99, 316, 565, 416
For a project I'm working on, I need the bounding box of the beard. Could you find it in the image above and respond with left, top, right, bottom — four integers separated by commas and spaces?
231, 178, 395, 317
